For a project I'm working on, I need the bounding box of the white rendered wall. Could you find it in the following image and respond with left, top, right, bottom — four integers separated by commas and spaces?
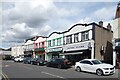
112, 18, 120, 39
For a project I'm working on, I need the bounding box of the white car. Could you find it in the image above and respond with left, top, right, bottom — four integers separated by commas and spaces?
14, 56, 24, 62
75, 59, 115, 76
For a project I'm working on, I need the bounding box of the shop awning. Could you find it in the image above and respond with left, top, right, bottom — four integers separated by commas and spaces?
34, 48, 45, 51
63, 52, 83, 55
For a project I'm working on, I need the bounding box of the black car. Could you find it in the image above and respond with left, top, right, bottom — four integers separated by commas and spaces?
30, 58, 47, 66
46, 58, 72, 69
23, 57, 32, 64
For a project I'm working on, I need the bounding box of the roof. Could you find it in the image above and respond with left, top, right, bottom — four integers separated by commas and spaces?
48, 32, 62, 38
63, 22, 113, 33
81, 59, 98, 61
25, 36, 47, 43
24, 21, 113, 43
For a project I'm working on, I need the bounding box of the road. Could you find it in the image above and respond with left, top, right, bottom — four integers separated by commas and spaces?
1, 60, 119, 80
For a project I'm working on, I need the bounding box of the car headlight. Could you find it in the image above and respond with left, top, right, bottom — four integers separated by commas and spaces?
103, 68, 109, 70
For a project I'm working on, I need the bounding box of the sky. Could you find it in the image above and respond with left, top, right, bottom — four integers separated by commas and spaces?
0, 0, 119, 49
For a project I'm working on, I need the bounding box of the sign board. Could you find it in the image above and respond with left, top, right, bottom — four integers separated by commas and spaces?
64, 42, 90, 52
47, 47, 62, 52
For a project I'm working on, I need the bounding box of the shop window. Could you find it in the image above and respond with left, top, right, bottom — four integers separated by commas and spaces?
48, 40, 51, 47
81, 31, 89, 41
66, 35, 72, 44
57, 38, 61, 46
74, 33, 79, 43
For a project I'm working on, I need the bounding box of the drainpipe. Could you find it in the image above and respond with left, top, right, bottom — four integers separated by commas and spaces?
63, 33, 65, 58
91, 40, 95, 59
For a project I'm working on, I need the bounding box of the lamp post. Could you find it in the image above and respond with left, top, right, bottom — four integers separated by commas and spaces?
33, 36, 37, 58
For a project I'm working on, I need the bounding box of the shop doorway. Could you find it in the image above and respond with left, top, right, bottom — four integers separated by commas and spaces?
65, 50, 91, 65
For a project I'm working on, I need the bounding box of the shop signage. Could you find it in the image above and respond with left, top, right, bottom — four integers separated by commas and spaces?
64, 42, 90, 52
47, 47, 62, 52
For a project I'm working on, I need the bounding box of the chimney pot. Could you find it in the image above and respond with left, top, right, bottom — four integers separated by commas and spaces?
107, 23, 112, 31
99, 21, 103, 27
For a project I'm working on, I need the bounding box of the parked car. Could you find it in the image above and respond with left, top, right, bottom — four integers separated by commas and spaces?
30, 58, 47, 66
2, 55, 12, 60
46, 58, 72, 69
14, 56, 24, 62
23, 57, 32, 64
75, 59, 115, 76
30, 58, 36, 65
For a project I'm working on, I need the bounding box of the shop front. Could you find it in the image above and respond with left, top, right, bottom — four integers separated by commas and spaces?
24, 50, 33, 57
46, 47, 63, 61
34, 48, 45, 60
63, 41, 94, 65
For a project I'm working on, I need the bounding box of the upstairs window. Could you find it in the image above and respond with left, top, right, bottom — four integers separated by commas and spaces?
48, 40, 51, 47
74, 33, 79, 43
53, 39, 55, 46
81, 31, 89, 41
42, 42, 44, 47
57, 38, 61, 46
66, 35, 72, 44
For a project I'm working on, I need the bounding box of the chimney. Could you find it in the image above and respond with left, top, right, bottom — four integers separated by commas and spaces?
99, 21, 103, 27
107, 23, 112, 31
115, 1, 120, 19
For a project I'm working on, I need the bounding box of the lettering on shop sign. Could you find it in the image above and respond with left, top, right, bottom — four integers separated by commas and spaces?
64, 42, 90, 51
48, 48, 62, 52
67, 46, 85, 49
67, 46, 84, 49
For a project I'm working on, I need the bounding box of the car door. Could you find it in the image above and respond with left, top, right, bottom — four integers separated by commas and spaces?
48, 59, 54, 67
80, 60, 93, 72
52, 59, 58, 67
83, 61, 93, 72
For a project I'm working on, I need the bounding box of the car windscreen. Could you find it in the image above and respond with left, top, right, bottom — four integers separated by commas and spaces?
91, 60, 102, 64
37, 58, 43, 61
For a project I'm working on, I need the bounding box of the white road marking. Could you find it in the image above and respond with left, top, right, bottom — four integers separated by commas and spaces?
22, 66, 33, 70
5, 65, 9, 67
41, 71, 65, 79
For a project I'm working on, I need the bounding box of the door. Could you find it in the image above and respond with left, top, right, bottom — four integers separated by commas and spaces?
80, 60, 93, 72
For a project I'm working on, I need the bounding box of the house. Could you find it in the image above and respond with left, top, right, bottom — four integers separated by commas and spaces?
112, 1, 120, 68
0, 48, 11, 60
11, 45, 25, 57
24, 37, 39, 58
34, 36, 47, 60
63, 21, 113, 64
46, 32, 64, 61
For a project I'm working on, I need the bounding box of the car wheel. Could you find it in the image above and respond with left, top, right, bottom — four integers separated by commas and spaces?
96, 69, 103, 76
46, 63, 49, 67
31, 62, 33, 65
76, 66, 81, 72
58, 65, 62, 69
37, 63, 40, 66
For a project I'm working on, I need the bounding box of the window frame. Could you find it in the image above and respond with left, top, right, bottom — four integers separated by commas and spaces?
48, 40, 51, 47
66, 35, 72, 44
80, 60, 93, 65
81, 31, 89, 41
74, 33, 79, 43
53, 39, 55, 46
57, 38, 61, 46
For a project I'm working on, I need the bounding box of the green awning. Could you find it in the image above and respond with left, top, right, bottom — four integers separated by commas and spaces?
34, 48, 45, 51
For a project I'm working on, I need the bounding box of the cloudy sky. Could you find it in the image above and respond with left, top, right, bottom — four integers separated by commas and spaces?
0, 0, 119, 49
